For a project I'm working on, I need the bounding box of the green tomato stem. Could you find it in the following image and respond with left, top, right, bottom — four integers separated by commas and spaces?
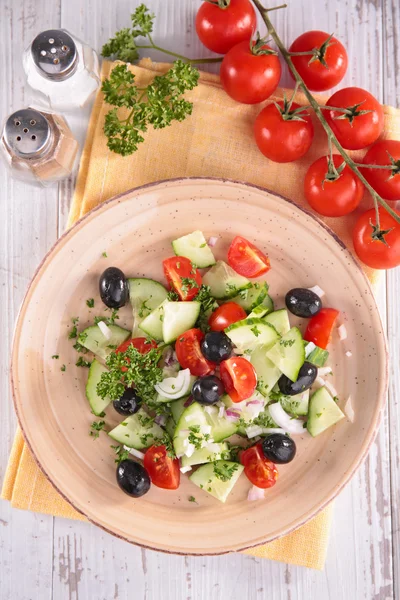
136, 43, 223, 64
252, 0, 400, 230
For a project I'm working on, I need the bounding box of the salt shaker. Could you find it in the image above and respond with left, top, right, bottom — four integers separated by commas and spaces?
0, 108, 79, 186
23, 29, 100, 111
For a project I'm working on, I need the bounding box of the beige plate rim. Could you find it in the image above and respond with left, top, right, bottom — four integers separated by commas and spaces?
10, 177, 389, 555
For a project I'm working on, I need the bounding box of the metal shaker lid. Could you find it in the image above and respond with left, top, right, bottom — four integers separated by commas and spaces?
3, 109, 52, 158
31, 30, 78, 80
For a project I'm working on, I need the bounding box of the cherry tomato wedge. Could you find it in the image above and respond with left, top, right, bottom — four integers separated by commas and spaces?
144, 445, 180, 490
228, 236, 271, 278
175, 328, 216, 377
195, 0, 256, 55
361, 140, 400, 201
220, 356, 257, 403
353, 208, 400, 269
116, 338, 158, 355
304, 308, 339, 350
163, 256, 202, 301
208, 302, 247, 332
240, 444, 278, 489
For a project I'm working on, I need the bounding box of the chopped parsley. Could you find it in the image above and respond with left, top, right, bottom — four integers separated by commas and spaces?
76, 356, 92, 368
68, 317, 79, 339
213, 462, 238, 482
111, 444, 130, 464
188, 425, 210, 450
73, 341, 88, 354
199, 243, 206, 248
280, 338, 295, 348
226, 283, 238, 295
160, 433, 175, 458
167, 290, 179, 301
102, 251, 108, 258
51, 355, 59, 360
138, 299, 151, 318
181, 277, 199, 294
195, 285, 218, 332
90, 420, 106, 439
250, 325, 261, 337
60, 364, 66, 372
86, 298, 95, 308
137, 413, 155, 428
139, 432, 154, 446
188, 495, 197, 503
94, 308, 119, 326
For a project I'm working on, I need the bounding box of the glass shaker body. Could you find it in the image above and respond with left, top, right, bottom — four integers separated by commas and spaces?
23, 29, 100, 112
0, 108, 79, 186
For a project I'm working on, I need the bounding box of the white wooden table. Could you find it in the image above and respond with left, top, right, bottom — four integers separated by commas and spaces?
0, 1, 399, 598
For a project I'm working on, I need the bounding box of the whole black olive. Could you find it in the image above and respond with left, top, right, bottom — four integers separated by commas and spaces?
262, 434, 296, 464
201, 331, 232, 363
113, 388, 141, 415
278, 361, 317, 395
116, 460, 151, 497
99, 267, 129, 309
192, 375, 225, 405
285, 288, 322, 318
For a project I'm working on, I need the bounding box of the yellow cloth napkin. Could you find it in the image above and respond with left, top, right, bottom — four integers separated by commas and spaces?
4, 59, 399, 569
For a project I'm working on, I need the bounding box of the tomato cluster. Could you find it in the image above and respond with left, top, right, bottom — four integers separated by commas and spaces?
195, 1, 400, 270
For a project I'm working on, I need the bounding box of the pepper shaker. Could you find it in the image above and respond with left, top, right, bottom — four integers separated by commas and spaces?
23, 29, 100, 111
0, 108, 79, 186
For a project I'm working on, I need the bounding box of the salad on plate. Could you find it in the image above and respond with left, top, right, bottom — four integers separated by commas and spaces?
72, 231, 348, 503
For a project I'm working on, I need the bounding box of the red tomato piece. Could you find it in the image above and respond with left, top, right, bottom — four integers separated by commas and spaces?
220, 41, 281, 104
144, 445, 180, 490
208, 302, 247, 331
240, 444, 278, 489
228, 235, 271, 277
116, 338, 158, 355
175, 328, 216, 377
304, 154, 364, 217
324, 87, 384, 150
195, 0, 256, 55
289, 31, 348, 92
361, 140, 400, 201
304, 308, 339, 349
220, 356, 257, 403
254, 102, 314, 163
353, 208, 400, 269
163, 256, 202, 301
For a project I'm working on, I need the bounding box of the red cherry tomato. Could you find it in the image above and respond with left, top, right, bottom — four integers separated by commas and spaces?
228, 235, 271, 277
289, 31, 348, 91
208, 302, 247, 331
220, 356, 257, 402
144, 445, 180, 490
304, 154, 364, 217
220, 41, 281, 104
163, 256, 202, 301
195, 0, 256, 55
175, 328, 216, 376
353, 208, 400, 269
240, 444, 278, 488
254, 102, 314, 163
116, 338, 158, 355
361, 140, 400, 201
304, 308, 339, 349
324, 87, 384, 150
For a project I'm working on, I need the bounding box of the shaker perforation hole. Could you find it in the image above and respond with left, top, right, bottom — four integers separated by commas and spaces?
23, 128, 29, 133
50, 47, 57, 54
16, 136, 21, 141
53, 58, 60, 64
15, 120, 21, 126
40, 50, 46, 56
62, 45, 68, 52
31, 135, 36, 140
30, 120, 36, 126
48, 38, 55, 44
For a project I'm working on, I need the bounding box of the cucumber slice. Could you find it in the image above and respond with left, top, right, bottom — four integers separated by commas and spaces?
225, 318, 279, 352
165, 417, 176, 438
249, 345, 281, 396
189, 461, 244, 503
307, 387, 345, 437
181, 442, 229, 468
231, 281, 269, 312
173, 402, 209, 457
280, 390, 309, 416
108, 409, 164, 449
86, 359, 111, 416
307, 346, 329, 367
170, 397, 189, 423
202, 261, 251, 299
266, 327, 305, 381
78, 324, 130, 360
222, 391, 266, 424
203, 404, 238, 441
264, 309, 291, 336
162, 301, 201, 344
172, 230, 216, 268
139, 300, 167, 341
128, 278, 168, 334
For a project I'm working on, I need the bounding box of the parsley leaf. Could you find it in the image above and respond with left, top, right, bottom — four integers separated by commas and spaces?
60, 364, 66, 372
51, 355, 59, 360
102, 251, 108, 258
101, 4, 155, 62
76, 356, 92, 368
110, 444, 131, 464
90, 420, 106, 440
213, 462, 239, 482
195, 284, 218, 332
86, 298, 95, 308
167, 290, 179, 301
250, 325, 261, 337
68, 316, 79, 339
188, 495, 197, 503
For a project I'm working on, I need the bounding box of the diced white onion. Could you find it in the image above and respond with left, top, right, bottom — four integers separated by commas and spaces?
305, 342, 316, 357
124, 446, 145, 460
154, 414, 167, 427
262, 428, 285, 435
208, 236, 219, 247
97, 320, 112, 340
308, 285, 325, 298
203, 406, 214, 415
344, 396, 355, 423
324, 379, 338, 397
316, 376, 326, 387
218, 405, 225, 418
338, 324, 348, 341
318, 366, 332, 377
180, 466, 192, 474
345, 350, 353, 357
200, 424, 212, 435
178, 429, 189, 436
247, 485, 265, 502
185, 443, 195, 458
244, 402, 264, 420
268, 402, 305, 435
245, 425, 264, 438
184, 414, 196, 423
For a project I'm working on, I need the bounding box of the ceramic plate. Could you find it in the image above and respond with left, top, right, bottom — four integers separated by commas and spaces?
11, 178, 388, 554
